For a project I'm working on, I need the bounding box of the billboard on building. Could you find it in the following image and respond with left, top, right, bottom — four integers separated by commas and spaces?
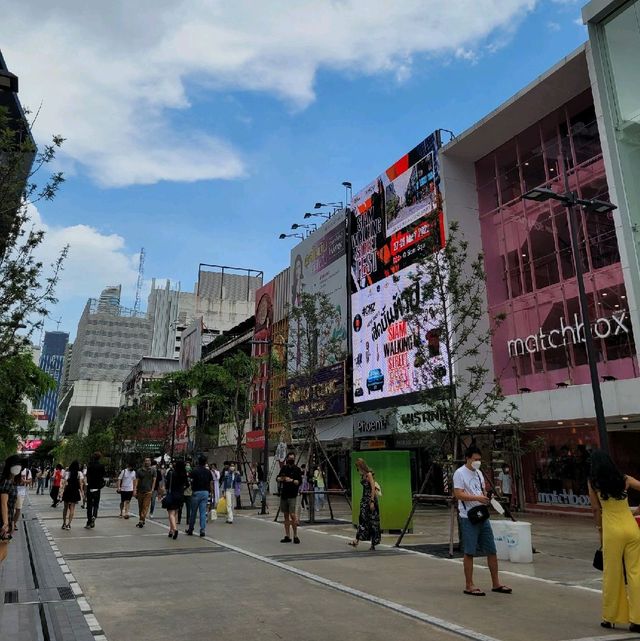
350, 132, 446, 404
289, 211, 348, 373
288, 361, 347, 421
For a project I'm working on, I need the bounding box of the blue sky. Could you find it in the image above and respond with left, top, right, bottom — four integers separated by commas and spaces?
4, 0, 587, 339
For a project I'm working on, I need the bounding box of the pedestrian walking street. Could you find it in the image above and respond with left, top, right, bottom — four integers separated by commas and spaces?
1, 489, 636, 641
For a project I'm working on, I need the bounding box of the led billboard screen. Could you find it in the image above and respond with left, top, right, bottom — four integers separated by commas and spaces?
350, 132, 446, 403
289, 211, 348, 373
352, 265, 448, 402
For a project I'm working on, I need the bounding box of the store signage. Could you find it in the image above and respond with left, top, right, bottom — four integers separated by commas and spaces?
537, 489, 591, 507
360, 439, 387, 450
354, 410, 397, 437
507, 311, 630, 357
246, 430, 265, 449
288, 362, 347, 421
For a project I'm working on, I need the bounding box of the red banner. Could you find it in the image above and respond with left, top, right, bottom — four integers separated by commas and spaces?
246, 430, 265, 449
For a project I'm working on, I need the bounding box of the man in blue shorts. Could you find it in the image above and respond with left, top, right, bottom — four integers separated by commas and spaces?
453, 445, 512, 597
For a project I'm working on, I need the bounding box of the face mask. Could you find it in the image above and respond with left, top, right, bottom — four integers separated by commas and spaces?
504, 467, 510, 473
10, 465, 21, 476
471, 460, 482, 471
287, 459, 295, 466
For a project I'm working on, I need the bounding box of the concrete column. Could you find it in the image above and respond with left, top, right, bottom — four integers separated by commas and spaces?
79, 407, 92, 436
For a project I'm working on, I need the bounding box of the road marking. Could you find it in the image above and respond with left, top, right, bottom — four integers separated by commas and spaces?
559, 635, 639, 641
144, 517, 502, 641
34, 515, 109, 641
237, 512, 603, 594
51, 533, 168, 540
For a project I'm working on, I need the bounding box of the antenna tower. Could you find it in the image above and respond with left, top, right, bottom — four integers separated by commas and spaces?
134, 247, 145, 314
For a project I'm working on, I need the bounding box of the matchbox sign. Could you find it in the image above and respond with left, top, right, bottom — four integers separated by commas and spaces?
507, 311, 630, 357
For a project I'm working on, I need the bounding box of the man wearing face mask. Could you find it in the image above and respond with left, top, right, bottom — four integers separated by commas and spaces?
276, 453, 302, 544
221, 462, 240, 524
453, 446, 511, 597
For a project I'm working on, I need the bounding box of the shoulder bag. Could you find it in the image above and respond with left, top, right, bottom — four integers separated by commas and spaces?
465, 471, 490, 525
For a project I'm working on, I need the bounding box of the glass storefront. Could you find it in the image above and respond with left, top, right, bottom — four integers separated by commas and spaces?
521, 425, 599, 509
476, 90, 638, 394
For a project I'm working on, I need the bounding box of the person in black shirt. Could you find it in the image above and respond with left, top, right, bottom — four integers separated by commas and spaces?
276, 453, 302, 544
84, 452, 106, 529
186, 455, 214, 537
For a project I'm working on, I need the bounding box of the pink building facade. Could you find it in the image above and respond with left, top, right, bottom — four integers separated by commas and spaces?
476, 89, 637, 396
440, 46, 640, 511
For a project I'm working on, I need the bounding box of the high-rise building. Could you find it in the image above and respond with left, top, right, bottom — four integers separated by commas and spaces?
147, 273, 260, 360
57, 289, 153, 436
97, 284, 122, 314
37, 331, 69, 422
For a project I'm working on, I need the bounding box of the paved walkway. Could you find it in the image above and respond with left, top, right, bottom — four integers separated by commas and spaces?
2, 489, 638, 641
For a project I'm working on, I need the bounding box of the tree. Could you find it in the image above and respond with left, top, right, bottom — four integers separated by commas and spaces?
0, 348, 56, 460
393, 215, 519, 544
189, 353, 258, 461
0, 105, 66, 360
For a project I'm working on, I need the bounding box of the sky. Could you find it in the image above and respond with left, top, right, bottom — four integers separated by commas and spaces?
3, 0, 588, 340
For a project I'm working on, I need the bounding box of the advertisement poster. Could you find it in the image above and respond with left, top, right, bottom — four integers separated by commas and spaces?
288, 361, 346, 421
289, 212, 348, 374
349, 132, 445, 404
351, 450, 413, 531
350, 132, 443, 293
352, 265, 449, 402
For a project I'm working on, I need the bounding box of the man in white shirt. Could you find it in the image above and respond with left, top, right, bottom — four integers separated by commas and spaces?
13, 466, 31, 530
498, 463, 514, 509
453, 445, 511, 597
117, 463, 136, 519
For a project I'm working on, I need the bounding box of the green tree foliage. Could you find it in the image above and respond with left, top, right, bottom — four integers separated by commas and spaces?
403, 217, 518, 459
189, 352, 258, 455
0, 106, 66, 360
0, 348, 56, 459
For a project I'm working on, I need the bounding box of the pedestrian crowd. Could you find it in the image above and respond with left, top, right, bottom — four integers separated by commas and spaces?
1, 446, 639, 634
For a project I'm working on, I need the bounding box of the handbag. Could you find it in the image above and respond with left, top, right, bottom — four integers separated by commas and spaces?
467, 504, 491, 525
464, 471, 490, 524
161, 471, 174, 509
593, 548, 603, 571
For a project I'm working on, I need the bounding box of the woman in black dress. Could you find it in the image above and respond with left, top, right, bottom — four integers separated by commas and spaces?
348, 458, 381, 551
164, 461, 189, 540
61, 460, 84, 530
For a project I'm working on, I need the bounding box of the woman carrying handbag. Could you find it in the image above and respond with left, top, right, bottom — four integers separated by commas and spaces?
588, 450, 640, 632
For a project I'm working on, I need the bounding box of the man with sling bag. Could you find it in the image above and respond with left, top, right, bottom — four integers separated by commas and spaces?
453, 445, 512, 597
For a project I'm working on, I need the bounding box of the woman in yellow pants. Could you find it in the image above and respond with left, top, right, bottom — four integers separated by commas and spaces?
588, 450, 640, 632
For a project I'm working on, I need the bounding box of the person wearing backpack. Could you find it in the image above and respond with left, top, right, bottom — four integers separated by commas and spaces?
348, 458, 381, 551
453, 445, 511, 597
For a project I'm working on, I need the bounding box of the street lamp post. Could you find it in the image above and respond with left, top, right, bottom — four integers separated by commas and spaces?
522, 168, 616, 453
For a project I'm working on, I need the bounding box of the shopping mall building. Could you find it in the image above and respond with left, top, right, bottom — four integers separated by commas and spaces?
434, 0, 640, 511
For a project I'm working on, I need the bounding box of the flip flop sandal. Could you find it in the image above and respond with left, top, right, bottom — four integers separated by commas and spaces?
491, 586, 512, 594
463, 589, 486, 596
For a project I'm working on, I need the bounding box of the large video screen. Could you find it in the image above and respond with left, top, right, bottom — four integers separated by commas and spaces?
350, 132, 445, 403
351, 265, 449, 402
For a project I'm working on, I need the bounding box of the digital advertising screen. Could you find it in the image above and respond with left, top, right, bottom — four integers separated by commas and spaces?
349, 132, 446, 404
351, 265, 449, 403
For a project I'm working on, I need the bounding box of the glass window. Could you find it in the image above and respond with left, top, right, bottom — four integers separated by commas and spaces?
529, 209, 560, 289
552, 203, 575, 280
604, 0, 640, 127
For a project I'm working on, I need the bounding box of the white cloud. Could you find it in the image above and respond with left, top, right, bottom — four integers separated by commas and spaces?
3, 0, 536, 188
547, 21, 561, 31
29, 205, 139, 306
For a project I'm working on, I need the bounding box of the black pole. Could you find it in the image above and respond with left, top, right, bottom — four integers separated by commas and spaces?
170, 402, 177, 460
558, 148, 609, 453
260, 340, 272, 515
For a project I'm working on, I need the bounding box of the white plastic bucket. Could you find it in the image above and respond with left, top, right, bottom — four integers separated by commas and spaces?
505, 521, 533, 563
491, 520, 510, 561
